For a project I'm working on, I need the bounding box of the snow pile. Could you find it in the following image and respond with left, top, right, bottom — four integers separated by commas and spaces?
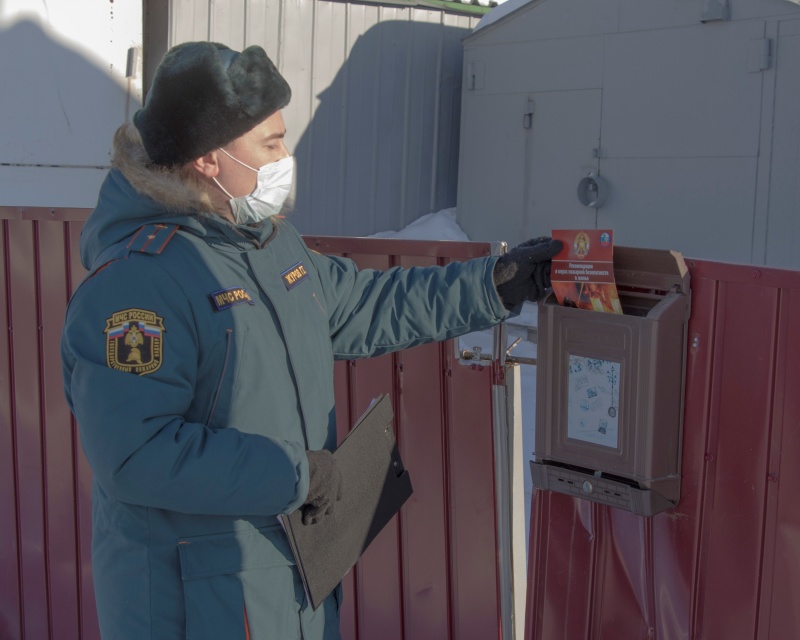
368, 208, 469, 241
369, 208, 539, 545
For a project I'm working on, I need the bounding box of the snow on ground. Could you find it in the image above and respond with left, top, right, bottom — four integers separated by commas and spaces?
370, 209, 538, 546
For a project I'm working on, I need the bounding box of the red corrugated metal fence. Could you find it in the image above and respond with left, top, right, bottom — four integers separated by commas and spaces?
7, 206, 798, 640
0, 209, 505, 640
304, 235, 504, 640
525, 258, 800, 640
1, 211, 95, 640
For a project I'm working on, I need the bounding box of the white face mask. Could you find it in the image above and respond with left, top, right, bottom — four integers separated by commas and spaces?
213, 149, 295, 225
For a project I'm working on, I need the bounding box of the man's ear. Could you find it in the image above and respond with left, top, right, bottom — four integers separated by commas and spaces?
191, 150, 220, 178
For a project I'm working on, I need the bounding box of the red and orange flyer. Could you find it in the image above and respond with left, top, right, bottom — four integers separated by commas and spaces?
550, 229, 623, 314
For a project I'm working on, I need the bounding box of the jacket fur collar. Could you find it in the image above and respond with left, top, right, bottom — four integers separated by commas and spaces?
111, 123, 217, 215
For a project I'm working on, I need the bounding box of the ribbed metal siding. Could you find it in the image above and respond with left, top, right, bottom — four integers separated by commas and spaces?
304, 235, 503, 640
167, 0, 478, 237
0, 209, 98, 640
0, 209, 503, 639
524, 259, 800, 640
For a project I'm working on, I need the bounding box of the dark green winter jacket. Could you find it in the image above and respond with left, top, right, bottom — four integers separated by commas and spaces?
61, 133, 508, 640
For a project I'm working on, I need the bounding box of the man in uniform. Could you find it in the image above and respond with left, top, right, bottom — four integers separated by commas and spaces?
61, 41, 561, 639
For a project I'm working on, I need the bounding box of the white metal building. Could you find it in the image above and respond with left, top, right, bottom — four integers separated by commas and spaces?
457, 0, 800, 267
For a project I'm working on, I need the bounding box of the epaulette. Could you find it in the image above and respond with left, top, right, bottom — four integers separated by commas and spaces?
127, 223, 179, 255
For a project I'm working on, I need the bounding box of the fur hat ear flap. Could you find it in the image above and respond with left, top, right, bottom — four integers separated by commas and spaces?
133, 41, 291, 168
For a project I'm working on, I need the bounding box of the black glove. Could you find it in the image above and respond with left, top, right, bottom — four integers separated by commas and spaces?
493, 237, 563, 310
301, 450, 343, 525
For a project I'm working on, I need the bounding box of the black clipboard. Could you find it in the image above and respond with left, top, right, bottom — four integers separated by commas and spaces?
279, 394, 413, 610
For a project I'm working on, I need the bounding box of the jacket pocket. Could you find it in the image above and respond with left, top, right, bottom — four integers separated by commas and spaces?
178, 524, 303, 640
205, 328, 249, 427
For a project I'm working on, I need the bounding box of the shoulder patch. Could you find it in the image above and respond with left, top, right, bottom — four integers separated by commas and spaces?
127, 224, 179, 255
105, 308, 165, 375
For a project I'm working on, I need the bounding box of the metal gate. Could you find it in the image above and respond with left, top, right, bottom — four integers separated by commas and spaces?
12, 207, 794, 640
0, 208, 507, 640
303, 234, 506, 640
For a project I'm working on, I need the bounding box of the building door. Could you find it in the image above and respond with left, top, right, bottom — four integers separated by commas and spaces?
522, 89, 602, 240
458, 92, 531, 246
596, 21, 765, 262
458, 89, 602, 246
765, 18, 800, 269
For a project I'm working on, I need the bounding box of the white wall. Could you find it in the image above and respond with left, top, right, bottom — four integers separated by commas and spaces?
0, 0, 143, 208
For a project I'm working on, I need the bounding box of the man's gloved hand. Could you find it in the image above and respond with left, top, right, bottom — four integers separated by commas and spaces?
493, 237, 563, 310
301, 450, 344, 525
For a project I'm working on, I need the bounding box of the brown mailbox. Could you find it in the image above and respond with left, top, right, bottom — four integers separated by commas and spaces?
531, 247, 690, 516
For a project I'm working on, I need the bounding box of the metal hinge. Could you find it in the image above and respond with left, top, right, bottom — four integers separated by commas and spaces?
467, 61, 485, 91
523, 99, 535, 129
459, 345, 493, 362
748, 38, 772, 73
126, 47, 142, 79
460, 341, 537, 366
700, 0, 730, 22
505, 337, 537, 366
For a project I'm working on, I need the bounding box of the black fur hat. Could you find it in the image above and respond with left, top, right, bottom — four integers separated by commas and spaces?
133, 42, 291, 167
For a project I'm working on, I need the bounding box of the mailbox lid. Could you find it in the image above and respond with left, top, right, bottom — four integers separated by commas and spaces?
614, 246, 689, 294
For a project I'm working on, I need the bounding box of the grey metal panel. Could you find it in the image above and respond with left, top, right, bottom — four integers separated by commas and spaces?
616, 0, 705, 31
751, 19, 781, 266
619, 0, 797, 31
171, 0, 210, 42
457, 93, 528, 244
347, 6, 408, 236
458, 89, 602, 247
168, 0, 478, 237
602, 21, 765, 159
765, 20, 800, 269
436, 14, 475, 213
459, 0, 800, 265
466, 0, 620, 45
596, 157, 758, 262
470, 0, 800, 42
404, 11, 445, 224
302, 0, 352, 234
463, 37, 605, 95
520, 90, 601, 240
710, 0, 800, 22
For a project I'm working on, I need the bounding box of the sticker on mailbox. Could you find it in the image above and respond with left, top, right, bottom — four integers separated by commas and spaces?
567, 355, 620, 448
